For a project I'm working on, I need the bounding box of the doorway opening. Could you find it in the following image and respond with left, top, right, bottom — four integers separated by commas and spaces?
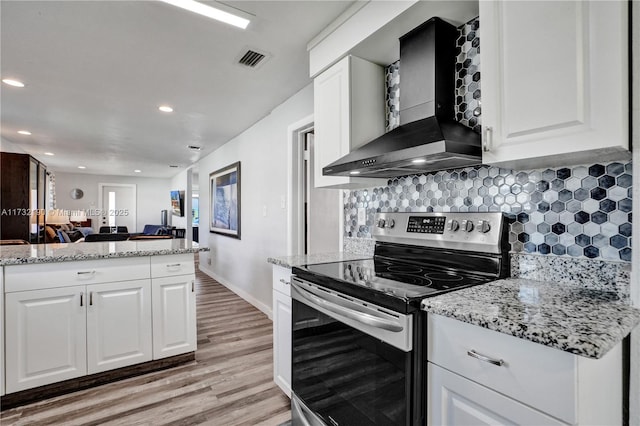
98, 183, 137, 233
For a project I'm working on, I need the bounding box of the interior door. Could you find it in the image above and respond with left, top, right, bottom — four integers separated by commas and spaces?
99, 184, 136, 233
306, 133, 341, 253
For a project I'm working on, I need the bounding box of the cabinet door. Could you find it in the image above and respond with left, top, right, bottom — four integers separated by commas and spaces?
151, 275, 197, 359
314, 56, 351, 188
428, 363, 567, 426
480, 1, 629, 169
6, 286, 87, 393
86, 280, 152, 374
272, 289, 292, 397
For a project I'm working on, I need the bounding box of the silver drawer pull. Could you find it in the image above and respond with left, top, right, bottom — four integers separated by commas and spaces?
166, 263, 181, 268
468, 349, 504, 367
77, 270, 96, 276
279, 278, 290, 285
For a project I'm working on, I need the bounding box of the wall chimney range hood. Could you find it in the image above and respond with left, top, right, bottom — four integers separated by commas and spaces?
323, 18, 482, 178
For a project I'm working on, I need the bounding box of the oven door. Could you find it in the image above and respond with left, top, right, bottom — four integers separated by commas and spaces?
291, 277, 414, 426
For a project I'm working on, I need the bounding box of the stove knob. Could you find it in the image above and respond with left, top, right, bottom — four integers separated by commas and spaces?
377, 219, 386, 228
477, 220, 491, 233
447, 219, 460, 231
386, 219, 395, 229
462, 219, 474, 232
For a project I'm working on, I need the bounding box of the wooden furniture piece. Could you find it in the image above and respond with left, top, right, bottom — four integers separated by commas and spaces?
0, 240, 30, 245
84, 233, 130, 242
128, 235, 173, 240
272, 264, 292, 397
0, 153, 47, 243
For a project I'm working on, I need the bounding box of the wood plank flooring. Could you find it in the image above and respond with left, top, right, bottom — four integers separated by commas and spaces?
1, 267, 291, 425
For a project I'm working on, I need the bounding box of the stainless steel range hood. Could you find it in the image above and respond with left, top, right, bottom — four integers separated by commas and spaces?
323, 17, 482, 178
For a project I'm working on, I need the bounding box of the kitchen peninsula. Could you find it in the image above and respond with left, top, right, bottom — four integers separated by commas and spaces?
0, 239, 208, 408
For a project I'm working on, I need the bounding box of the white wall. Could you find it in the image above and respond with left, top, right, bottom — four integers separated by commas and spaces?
198, 84, 314, 316
54, 172, 171, 232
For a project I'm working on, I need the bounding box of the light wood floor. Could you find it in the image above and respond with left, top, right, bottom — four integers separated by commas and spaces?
1, 268, 291, 425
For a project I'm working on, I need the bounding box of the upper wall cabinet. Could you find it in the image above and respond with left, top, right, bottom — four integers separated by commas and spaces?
313, 55, 386, 189
480, 1, 630, 169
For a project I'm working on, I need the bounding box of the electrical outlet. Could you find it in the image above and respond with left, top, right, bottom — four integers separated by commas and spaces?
357, 208, 366, 226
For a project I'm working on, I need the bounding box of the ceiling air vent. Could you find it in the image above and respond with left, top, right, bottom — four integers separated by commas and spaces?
237, 48, 270, 69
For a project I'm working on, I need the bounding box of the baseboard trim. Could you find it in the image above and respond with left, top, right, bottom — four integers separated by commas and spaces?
198, 265, 273, 320
1, 352, 195, 411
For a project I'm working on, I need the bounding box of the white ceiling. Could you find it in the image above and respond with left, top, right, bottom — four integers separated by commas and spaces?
0, 0, 353, 177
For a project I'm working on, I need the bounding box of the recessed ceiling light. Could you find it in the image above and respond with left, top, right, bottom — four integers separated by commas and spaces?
412, 159, 428, 164
18, 130, 32, 135
44, 152, 54, 156
159, 0, 250, 29
350, 171, 361, 175
78, 166, 86, 169
134, 169, 142, 173
158, 105, 174, 113
2, 78, 25, 87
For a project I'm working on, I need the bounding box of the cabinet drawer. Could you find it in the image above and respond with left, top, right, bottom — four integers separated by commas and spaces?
5, 257, 151, 292
427, 314, 577, 424
272, 265, 292, 296
150, 254, 195, 278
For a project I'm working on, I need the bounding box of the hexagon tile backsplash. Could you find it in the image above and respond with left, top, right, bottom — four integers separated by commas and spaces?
343, 162, 632, 262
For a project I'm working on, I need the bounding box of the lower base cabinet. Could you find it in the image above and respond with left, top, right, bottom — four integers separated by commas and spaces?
6, 286, 88, 393
428, 363, 566, 425
272, 265, 292, 397
152, 275, 197, 359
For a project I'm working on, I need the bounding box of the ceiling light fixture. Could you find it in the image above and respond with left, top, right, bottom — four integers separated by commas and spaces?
18, 130, 32, 135
134, 169, 142, 173
158, 105, 174, 113
2, 78, 25, 87
412, 159, 427, 164
350, 171, 361, 175
159, 0, 250, 29
78, 166, 86, 169
44, 152, 54, 156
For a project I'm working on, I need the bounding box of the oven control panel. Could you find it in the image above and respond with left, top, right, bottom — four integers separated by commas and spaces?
407, 216, 446, 234
373, 212, 507, 254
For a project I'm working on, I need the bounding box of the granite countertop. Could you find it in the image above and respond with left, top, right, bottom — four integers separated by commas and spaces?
422, 278, 640, 359
267, 252, 372, 268
0, 240, 209, 266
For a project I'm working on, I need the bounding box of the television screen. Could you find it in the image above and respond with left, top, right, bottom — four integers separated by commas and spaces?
170, 190, 184, 217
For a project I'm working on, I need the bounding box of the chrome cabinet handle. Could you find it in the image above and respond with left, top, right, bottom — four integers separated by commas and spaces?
482, 126, 493, 152
89, 291, 94, 306
80, 292, 84, 307
467, 349, 504, 366
279, 278, 290, 285
77, 270, 96, 276
191, 280, 195, 293
166, 263, 181, 267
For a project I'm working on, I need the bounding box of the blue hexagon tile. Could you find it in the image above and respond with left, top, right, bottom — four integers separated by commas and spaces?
343, 162, 632, 262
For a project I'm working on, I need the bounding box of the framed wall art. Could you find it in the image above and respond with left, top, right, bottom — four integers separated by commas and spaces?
209, 162, 241, 239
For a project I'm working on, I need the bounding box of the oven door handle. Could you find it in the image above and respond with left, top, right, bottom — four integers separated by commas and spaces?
292, 281, 403, 332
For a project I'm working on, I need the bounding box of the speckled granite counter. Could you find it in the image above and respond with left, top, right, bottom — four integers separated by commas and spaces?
0, 240, 209, 266
267, 252, 371, 268
422, 278, 640, 359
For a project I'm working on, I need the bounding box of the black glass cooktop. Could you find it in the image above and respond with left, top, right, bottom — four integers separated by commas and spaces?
293, 258, 492, 313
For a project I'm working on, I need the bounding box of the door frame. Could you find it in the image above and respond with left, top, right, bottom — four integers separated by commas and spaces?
97, 183, 137, 232
286, 115, 314, 256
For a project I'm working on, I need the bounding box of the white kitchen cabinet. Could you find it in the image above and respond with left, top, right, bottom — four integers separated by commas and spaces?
427, 314, 622, 425
480, 0, 630, 169
151, 275, 197, 359
1, 268, 4, 396
87, 280, 152, 374
6, 286, 87, 393
272, 265, 292, 397
313, 55, 386, 189
428, 363, 566, 426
